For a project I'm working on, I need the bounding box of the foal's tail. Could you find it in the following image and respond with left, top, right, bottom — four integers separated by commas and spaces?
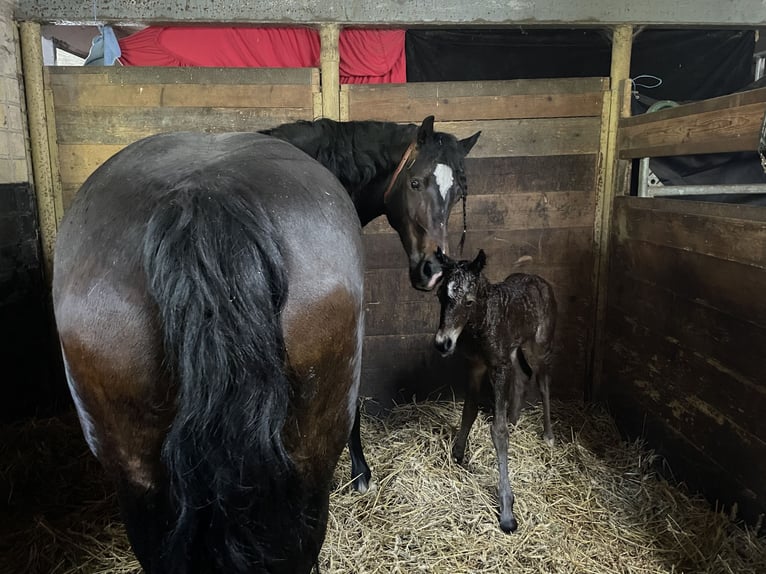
142, 178, 301, 573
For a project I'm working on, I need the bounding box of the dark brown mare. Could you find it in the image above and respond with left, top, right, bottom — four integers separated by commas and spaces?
53, 118, 479, 573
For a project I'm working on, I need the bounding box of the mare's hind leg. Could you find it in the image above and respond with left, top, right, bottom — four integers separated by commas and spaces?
116, 479, 172, 573
453, 360, 487, 463
537, 350, 555, 446
348, 405, 371, 493
489, 364, 517, 533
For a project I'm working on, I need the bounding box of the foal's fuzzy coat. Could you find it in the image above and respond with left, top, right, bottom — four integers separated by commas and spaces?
434, 250, 556, 533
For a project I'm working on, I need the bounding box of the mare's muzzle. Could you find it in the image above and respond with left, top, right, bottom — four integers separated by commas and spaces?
410, 253, 444, 291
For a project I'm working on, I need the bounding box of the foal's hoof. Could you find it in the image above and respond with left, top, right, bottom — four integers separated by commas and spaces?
544, 434, 555, 447
499, 516, 518, 534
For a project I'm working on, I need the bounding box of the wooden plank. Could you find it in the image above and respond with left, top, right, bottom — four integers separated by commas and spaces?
608, 272, 766, 399
606, 386, 765, 525
48, 66, 318, 85
612, 237, 766, 327
618, 101, 766, 158
435, 118, 602, 158
464, 155, 598, 194
364, 264, 592, 305
617, 195, 766, 223
365, 190, 595, 234
362, 226, 595, 271
53, 107, 312, 145
603, 340, 766, 497
52, 83, 315, 109
361, 331, 586, 406
347, 78, 609, 100
57, 144, 126, 186
346, 92, 605, 122
614, 196, 766, 269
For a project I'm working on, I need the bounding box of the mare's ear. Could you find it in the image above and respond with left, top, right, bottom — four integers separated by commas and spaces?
469, 249, 486, 274
417, 115, 435, 145
459, 131, 481, 156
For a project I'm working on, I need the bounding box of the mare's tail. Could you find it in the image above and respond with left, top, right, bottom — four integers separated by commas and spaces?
142, 177, 302, 573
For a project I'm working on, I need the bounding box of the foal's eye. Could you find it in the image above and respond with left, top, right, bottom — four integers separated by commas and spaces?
410, 179, 420, 189
465, 299, 474, 307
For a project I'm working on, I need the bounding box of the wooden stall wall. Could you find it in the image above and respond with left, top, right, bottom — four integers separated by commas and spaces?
46, 66, 321, 210
604, 87, 766, 523
342, 78, 609, 407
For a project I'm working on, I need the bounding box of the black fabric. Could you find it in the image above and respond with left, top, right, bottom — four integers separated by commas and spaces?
406, 28, 755, 102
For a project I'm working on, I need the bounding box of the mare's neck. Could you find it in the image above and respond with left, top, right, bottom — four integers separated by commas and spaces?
267, 119, 417, 226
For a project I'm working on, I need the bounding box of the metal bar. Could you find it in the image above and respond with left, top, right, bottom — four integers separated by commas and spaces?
648, 184, 766, 197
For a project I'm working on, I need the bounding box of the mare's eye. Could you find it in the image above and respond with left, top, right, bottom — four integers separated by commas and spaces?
410, 179, 420, 189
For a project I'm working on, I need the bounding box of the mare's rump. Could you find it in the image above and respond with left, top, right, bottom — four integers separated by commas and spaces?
52, 132, 365, 573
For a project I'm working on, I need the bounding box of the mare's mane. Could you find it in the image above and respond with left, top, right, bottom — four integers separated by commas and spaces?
261, 120, 417, 195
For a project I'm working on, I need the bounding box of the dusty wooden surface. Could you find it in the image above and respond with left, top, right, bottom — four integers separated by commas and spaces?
47, 67, 320, 209
603, 196, 766, 524
618, 86, 766, 159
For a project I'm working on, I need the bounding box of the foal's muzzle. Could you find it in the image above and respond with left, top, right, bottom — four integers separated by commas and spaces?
434, 332, 456, 357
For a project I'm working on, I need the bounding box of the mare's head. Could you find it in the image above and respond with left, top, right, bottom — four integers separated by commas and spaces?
434, 249, 487, 357
384, 116, 480, 291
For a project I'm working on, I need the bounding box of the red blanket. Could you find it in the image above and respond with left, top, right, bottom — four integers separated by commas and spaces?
118, 27, 406, 84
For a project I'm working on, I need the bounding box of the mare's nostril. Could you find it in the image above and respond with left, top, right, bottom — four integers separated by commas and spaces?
423, 260, 433, 277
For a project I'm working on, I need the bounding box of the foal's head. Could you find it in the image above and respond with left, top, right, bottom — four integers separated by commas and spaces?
384, 116, 480, 291
434, 250, 487, 357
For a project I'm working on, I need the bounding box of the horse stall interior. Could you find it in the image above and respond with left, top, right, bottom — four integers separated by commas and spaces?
3, 26, 766, 573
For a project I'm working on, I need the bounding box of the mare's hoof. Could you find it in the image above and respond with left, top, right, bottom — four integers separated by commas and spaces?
499, 516, 518, 533
352, 471, 372, 494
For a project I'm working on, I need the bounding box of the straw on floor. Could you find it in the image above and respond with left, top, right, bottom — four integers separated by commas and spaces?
1, 400, 764, 574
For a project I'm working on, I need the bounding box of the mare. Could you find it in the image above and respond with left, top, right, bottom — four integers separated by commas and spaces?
263, 115, 480, 491
433, 250, 556, 533
53, 117, 479, 572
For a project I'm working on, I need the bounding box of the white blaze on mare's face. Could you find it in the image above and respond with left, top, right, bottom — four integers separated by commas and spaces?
434, 163, 454, 200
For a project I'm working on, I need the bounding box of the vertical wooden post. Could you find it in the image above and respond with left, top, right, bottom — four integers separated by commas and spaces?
588, 24, 633, 401
319, 24, 340, 121
19, 21, 57, 284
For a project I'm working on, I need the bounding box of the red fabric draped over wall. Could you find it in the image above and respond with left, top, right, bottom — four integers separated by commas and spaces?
118, 27, 406, 84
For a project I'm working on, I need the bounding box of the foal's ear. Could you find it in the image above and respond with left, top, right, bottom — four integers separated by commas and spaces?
469, 249, 487, 273
417, 115, 436, 145
459, 131, 481, 156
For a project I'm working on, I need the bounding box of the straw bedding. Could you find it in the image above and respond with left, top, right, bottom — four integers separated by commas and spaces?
1, 400, 764, 573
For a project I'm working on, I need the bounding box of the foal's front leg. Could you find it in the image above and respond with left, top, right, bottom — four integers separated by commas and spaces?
490, 364, 518, 533
453, 360, 487, 463
348, 404, 372, 493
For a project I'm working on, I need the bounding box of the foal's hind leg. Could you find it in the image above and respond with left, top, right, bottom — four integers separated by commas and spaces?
537, 350, 555, 446
453, 360, 487, 463
489, 364, 518, 533
508, 348, 527, 425
348, 405, 372, 493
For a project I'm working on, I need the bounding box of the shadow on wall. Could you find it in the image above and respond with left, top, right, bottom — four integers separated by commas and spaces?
0, 183, 66, 422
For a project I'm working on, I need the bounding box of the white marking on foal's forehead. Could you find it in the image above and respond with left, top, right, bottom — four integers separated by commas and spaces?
447, 279, 457, 299
434, 163, 454, 200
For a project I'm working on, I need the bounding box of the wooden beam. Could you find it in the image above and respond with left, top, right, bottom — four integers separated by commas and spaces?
319, 24, 340, 121
15, 0, 766, 26
588, 24, 633, 401
19, 22, 58, 284
618, 87, 766, 158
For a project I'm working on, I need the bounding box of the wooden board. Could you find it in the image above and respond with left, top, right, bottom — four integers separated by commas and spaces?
602, 196, 766, 523
618, 87, 766, 158
343, 78, 608, 122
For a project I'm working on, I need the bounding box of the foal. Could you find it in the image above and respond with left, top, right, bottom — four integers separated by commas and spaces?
434, 250, 556, 533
